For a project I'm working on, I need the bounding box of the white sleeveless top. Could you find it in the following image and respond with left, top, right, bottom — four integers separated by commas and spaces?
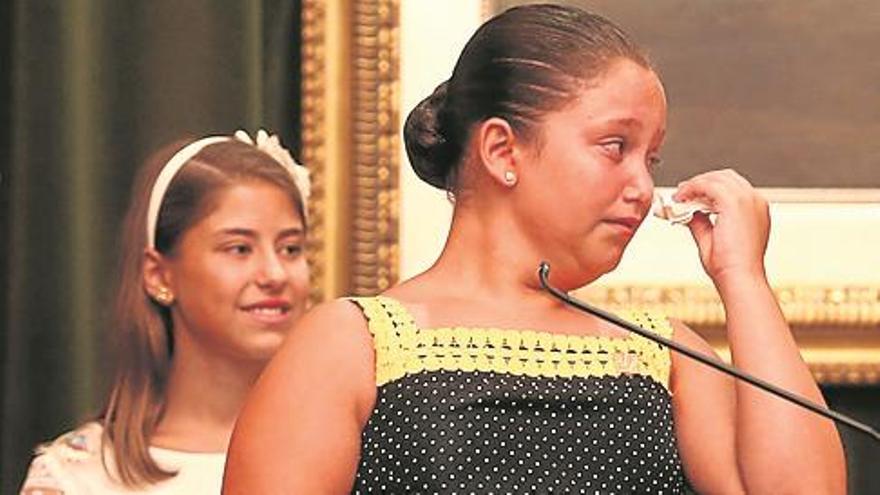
20, 422, 226, 494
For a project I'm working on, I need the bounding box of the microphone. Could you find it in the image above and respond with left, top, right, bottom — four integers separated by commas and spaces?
537, 261, 880, 443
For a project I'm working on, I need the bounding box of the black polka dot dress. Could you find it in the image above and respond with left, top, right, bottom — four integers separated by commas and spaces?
350, 296, 690, 494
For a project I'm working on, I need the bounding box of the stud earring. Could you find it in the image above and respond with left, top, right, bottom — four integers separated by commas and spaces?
154, 287, 174, 305
503, 170, 517, 186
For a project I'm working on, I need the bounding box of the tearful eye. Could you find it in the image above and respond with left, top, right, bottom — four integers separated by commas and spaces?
601, 140, 625, 160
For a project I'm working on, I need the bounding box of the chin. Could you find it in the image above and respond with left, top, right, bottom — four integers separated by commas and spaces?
549, 264, 603, 292
605, 253, 626, 272
235, 345, 283, 365
597, 243, 628, 272
557, 255, 621, 290
232, 331, 288, 363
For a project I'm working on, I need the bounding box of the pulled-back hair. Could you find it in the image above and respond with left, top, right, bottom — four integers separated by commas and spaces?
404, 4, 650, 192
101, 139, 305, 486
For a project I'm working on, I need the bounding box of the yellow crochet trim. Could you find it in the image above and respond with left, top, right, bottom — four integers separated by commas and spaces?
352, 296, 672, 391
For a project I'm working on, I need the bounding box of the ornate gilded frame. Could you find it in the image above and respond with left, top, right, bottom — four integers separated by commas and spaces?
576, 284, 880, 384
301, 1, 879, 384
301, 0, 400, 301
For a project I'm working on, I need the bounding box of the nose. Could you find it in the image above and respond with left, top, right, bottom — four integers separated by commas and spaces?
622, 161, 654, 207
255, 250, 287, 290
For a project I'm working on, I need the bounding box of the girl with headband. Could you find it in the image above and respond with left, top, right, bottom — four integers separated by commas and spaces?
21, 130, 310, 494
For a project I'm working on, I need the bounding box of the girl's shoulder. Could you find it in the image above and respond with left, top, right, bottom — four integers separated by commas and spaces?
20, 422, 105, 494
41, 422, 104, 459
264, 297, 377, 394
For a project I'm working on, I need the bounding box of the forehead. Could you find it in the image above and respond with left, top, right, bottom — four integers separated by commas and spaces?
562, 58, 667, 126
200, 182, 304, 230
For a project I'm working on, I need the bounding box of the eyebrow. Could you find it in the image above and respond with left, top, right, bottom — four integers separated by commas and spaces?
602, 117, 643, 129
214, 227, 305, 239
598, 117, 666, 144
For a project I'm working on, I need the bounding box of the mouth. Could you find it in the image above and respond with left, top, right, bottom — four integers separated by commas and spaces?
240, 300, 294, 324
603, 216, 642, 236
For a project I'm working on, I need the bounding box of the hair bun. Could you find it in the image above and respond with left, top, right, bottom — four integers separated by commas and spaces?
403, 81, 456, 190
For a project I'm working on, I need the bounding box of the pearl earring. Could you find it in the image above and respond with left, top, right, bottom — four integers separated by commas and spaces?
503, 170, 517, 185
154, 287, 174, 305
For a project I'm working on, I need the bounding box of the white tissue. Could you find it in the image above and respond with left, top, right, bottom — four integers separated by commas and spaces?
652, 192, 714, 225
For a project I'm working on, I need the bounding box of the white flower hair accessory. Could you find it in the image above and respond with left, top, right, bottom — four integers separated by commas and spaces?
234, 129, 311, 205
146, 130, 310, 249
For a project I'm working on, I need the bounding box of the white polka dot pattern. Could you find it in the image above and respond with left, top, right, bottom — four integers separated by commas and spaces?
349, 297, 690, 493
352, 371, 688, 493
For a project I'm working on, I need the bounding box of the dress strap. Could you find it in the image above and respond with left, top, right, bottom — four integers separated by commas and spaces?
348, 296, 673, 390
348, 296, 420, 386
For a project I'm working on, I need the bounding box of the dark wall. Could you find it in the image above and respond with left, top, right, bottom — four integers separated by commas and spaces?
1, 0, 13, 486
1, 1, 301, 491
494, 0, 880, 189
0, 0, 12, 477
823, 386, 880, 493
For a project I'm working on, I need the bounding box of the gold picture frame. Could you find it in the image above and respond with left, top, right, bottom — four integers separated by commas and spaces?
300, 0, 880, 384
301, 0, 400, 301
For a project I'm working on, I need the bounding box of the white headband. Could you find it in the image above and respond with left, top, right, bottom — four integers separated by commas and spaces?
145, 130, 310, 249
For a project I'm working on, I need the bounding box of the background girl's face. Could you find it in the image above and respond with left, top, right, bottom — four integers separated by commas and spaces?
515, 58, 667, 288
162, 181, 309, 363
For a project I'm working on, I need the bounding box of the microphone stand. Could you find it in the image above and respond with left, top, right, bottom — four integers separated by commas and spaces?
537, 261, 880, 443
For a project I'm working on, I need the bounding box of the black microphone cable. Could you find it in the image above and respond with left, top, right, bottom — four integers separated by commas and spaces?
537, 261, 880, 443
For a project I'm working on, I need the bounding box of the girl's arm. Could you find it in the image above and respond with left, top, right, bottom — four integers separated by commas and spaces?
672, 169, 846, 494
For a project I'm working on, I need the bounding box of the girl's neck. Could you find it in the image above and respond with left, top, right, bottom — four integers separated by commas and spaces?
427, 204, 547, 298
151, 338, 264, 453
391, 200, 614, 334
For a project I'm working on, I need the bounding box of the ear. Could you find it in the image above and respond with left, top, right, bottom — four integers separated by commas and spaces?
477, 117, 519, 187
143, 248, 175, 305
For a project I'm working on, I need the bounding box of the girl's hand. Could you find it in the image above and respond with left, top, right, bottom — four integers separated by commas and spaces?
674, 169, 770, 285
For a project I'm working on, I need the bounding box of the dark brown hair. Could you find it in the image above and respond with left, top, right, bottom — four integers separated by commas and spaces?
404, 4, 650, 192
101, 139, 305, 486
